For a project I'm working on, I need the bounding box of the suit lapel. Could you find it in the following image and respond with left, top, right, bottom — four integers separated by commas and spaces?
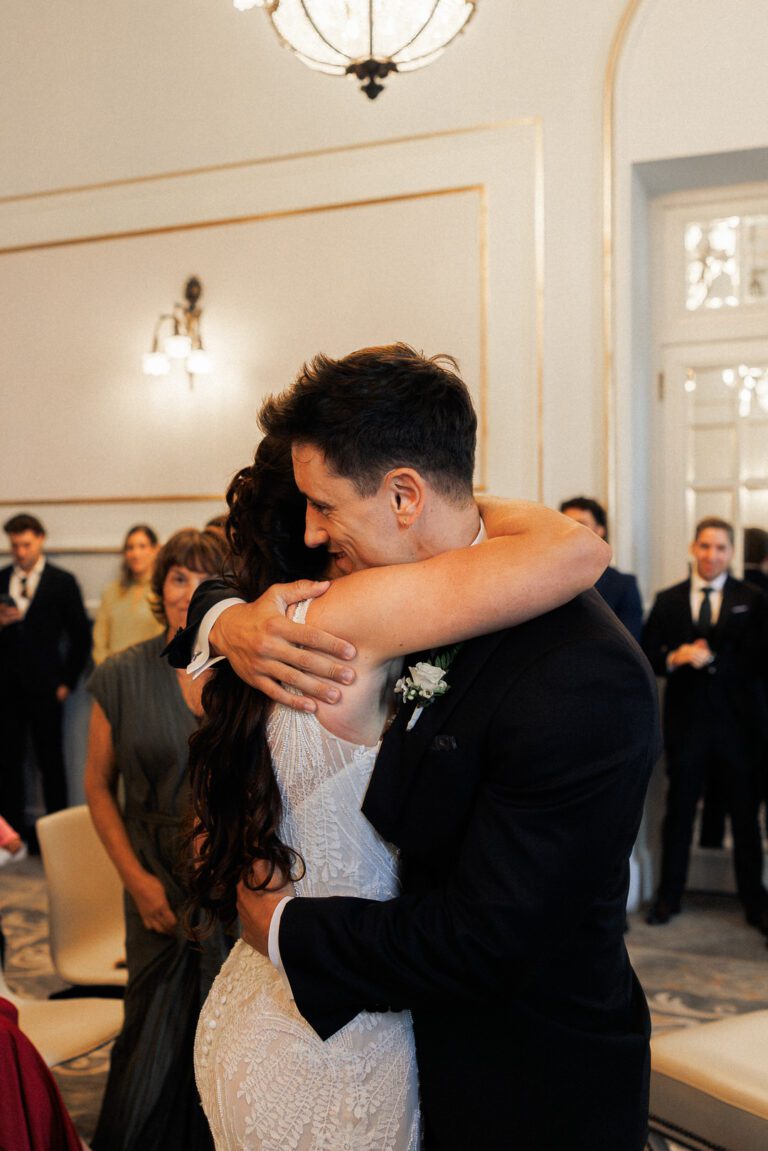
711, 576, 738, 645
25, 564, 51, 620
362, 629, 508, 841
674, 580, 693, 635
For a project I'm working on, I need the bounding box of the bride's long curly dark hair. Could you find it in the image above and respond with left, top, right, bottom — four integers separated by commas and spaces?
185, 434, 327, 932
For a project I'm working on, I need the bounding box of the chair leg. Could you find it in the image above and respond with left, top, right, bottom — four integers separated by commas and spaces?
647, 1119, 726, 1151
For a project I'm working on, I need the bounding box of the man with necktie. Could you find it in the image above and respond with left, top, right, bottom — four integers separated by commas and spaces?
0, 514, 91, 848
643, 517, 768, 931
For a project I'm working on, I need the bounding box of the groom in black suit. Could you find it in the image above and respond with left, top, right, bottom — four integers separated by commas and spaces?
0, 514, 91, 843
169, 345, 660, 1150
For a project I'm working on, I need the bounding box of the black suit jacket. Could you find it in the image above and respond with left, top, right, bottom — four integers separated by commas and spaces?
642, 576, 768, 753
171, 584, 660, 1150
596, 565, 643, 641
744, 567, 768, 598
0, 562, 91, 695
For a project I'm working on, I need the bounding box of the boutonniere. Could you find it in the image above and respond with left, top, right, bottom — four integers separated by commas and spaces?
394, 644, 464, 710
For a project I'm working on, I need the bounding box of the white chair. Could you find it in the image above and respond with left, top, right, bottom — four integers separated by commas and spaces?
0, 964, 122, 1067
649, 1010, 768, 1151
36, 805, 128, 988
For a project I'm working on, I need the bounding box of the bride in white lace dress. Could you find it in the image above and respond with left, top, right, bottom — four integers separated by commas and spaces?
187, 437, 607, 1151
196, 600, 420, 1150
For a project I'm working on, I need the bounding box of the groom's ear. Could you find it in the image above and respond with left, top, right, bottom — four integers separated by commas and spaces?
384, 468, 426, 527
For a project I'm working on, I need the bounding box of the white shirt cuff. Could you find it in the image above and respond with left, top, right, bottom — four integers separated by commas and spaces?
267, 895, 294, 973
186, 598, 245, 678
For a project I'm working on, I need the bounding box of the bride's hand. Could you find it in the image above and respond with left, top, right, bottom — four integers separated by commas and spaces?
237, 861, 293, 956
210, 580, 358, 710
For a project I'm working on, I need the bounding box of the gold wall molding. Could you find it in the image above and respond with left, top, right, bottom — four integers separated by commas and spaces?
0, 546, 122, 557
533, 119, 545, 502
0, 184, 483, 258
0, 494, 225, 507
602, 0, 644, 517
0, 118, 538, 207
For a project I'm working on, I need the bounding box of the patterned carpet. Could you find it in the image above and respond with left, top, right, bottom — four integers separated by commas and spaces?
1, 859, 767, 1147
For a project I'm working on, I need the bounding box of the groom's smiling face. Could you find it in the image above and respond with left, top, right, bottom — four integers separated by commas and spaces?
292, 443, 411, 575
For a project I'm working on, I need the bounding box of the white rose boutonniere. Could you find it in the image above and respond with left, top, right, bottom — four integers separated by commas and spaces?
394, 644, 463, 722
394, 661, 450, 706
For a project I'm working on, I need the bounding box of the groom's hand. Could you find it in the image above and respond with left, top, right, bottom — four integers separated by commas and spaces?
210, 579, 357, 711
237, 864, 293, 956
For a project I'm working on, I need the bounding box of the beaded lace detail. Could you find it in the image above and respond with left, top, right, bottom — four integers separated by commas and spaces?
195, 602, 420, 1150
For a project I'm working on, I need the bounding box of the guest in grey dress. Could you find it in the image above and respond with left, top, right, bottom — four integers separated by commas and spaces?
85, 527, 231, 1151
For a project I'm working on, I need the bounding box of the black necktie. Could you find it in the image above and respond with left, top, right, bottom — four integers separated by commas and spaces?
19, 576, 29, 601
697, 586, 713, 636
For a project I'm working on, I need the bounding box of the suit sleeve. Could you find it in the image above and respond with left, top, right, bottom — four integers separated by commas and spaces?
164, 576, 238, 667
60, 574, 92, 688
641, 595, 671, 677
617, 575, 643, 643
279, 634, 660, 1040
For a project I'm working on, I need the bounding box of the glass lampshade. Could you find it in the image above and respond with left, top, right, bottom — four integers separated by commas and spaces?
186, 349, 213, 376
142, 351, 171, 377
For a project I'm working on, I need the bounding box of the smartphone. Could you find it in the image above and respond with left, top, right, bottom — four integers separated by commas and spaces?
0, 593, 17, 608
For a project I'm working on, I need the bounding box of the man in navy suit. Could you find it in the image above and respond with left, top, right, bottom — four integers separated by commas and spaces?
643, 517, 768, 931
169, 345, 660, 1150
560, 496, 643, 641
0, 514, 91, 844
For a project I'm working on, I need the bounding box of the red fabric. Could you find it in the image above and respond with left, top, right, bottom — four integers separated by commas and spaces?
0, 998, 82, 1151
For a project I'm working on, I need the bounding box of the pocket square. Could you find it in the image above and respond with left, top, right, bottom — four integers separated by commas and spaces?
429, 734, 458, 752
731, 605, 749, 614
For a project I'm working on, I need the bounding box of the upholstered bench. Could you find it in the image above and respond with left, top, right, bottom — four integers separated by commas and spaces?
649, 1010, 768, 1151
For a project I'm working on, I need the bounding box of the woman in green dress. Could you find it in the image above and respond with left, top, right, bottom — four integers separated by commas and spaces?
85, 527, 231, 1151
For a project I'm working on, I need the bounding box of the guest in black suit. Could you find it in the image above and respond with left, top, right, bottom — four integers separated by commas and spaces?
643, 517, 768, 931
560, 496, 644, 640
744, 526, 768, 598
698, 525, 768, 848
0, 514, 91, 843
169, 345, 661, 1150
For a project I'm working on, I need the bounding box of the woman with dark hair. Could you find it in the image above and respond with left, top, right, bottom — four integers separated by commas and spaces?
189, 435, 609, 1151
85, 528, 231, 1151
92, 524, 162, 664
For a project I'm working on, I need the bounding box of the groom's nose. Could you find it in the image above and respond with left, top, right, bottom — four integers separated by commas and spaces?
304, 507, 330, 549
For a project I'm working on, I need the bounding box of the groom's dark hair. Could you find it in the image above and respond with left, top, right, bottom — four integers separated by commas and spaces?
259, 343, 477, 503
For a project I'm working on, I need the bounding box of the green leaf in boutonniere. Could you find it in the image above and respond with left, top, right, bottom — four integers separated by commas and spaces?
430, 643, 464, 672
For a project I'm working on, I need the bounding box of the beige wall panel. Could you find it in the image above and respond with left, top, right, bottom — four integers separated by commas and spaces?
1, 123, 540, 564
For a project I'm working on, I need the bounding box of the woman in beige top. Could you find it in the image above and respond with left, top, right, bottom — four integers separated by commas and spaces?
92, 525, 162, 664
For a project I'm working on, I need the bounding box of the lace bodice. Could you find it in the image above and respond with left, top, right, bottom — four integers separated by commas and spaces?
268, 701, 399, 903
195, 602, 420, 1150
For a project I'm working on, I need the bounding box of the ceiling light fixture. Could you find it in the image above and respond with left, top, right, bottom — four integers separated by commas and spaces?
233, 0, 478, 99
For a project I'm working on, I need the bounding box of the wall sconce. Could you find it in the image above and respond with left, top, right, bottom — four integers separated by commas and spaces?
142, 276, 213, 386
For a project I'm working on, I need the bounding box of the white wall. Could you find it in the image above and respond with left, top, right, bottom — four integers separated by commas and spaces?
614, 0, 768, 590
1, 0, 628, 518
